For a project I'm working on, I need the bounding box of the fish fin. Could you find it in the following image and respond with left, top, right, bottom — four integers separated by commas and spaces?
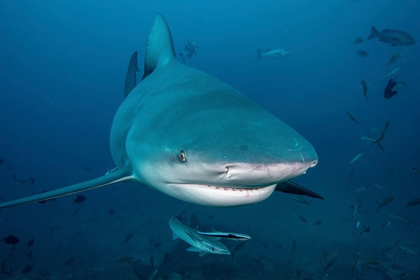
172, 232, 178, 240
275, 181, 324, 200
142, 14, 177, 80
0, 167, 133, 209
257, 49, 263, 59
199, 251, 207, 257
124, 51, 139, 98
186, 247, 202, 252
368, 25, 380, 40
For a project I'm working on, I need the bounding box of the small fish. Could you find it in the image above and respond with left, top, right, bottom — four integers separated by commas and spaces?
361, 80, 368, 101
360, 136, 376, 143
257, 48, 290, 59
254, 258, 264, 268
347, 111, 360, 125
2, 234, 20, 245
353, 37, 364, 45
67, 207, 82, 220
388, 52, 402, 65
231, 241, 249, 259
27, 238, 35, 248
394, 240, 418, 255
324, 258, 336, 272
347, 168, 355, 180
13, 175, 35, 186
314, 220, 323, 225
406, 197, 420, 207
376, 195, 395, 211
383, 119, 391, 132
22, 264, 33, 274
382, 221, 391, 230
352, 187, 366, 193
355, 221, 360, 229
373, 183, 385, 190
73, 195, 86, 204
392, 81, 405, 91
290, 196, 310, 206
124, 233, 134, 244
390, 214, 418, 227
357, 50, 369, 57
349, 152, 364, 165
383, 67, 400, 80
108, 209, 115, 215
298, 216, 307, 223
350, 205, 357, 216
359, 226, 370, 234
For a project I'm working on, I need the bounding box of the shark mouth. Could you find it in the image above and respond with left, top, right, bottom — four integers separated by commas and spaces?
165, 183, 277, 207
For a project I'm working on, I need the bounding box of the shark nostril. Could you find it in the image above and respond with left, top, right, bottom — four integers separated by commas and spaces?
225, 166, 231, 178
310, 160, 318, 168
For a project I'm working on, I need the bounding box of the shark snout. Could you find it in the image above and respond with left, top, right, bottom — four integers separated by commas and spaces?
223, 159, 317, 186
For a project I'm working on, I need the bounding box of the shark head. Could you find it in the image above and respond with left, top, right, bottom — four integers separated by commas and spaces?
119, 14, 318, 207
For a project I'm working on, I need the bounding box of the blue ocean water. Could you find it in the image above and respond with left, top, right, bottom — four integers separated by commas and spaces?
0, 0, 419, 279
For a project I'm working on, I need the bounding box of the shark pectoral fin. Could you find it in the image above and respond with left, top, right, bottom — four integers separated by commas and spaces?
172, 232, 179, 240
199, 252, 207, 257
275, 181, 324, 200
142, 14, 177, 80
186, 247, 202, 252
0, 167, 133, 209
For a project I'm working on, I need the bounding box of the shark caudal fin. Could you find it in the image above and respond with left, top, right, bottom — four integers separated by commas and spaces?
0, 167, 132, 209
142, 14, 177, 80
368, 26, 381, 40
124, 51, 140, 98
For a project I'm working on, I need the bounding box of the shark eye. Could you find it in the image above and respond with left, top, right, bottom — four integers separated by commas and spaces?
211, 247, 215, 251
179, 150, 187, 162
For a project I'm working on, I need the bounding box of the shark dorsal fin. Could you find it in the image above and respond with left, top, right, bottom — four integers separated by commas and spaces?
142, 14, 176, 80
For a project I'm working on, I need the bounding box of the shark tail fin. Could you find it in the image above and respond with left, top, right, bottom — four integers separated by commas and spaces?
142, 14, 177, 80
368, 26, 380, 40
257, 49, 263, 59
0, 167, 132, 209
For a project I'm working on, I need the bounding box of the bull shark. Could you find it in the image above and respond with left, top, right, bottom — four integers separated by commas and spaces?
0, 14, 321, 210
169, 212, 230, 256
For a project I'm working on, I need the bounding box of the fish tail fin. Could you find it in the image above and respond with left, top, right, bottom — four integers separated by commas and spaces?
257, 49, 263, 59
0, 167, 133, 209
368, 26, 380, 40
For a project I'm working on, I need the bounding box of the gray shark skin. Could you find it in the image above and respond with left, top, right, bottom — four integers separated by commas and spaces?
0, 14, 318, 210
